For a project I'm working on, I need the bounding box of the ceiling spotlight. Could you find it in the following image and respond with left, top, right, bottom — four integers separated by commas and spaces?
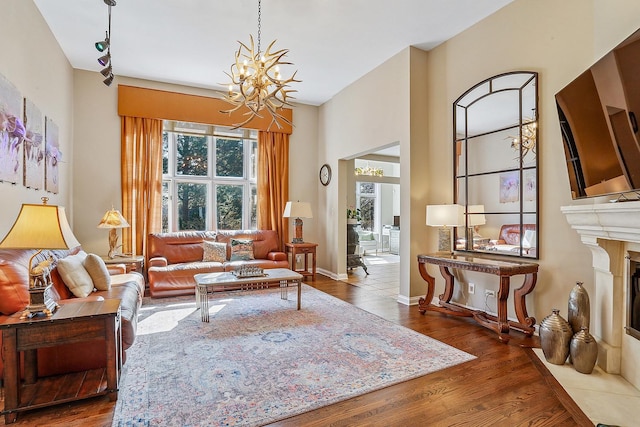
100, 66, 112, 77
98, 53, 110, 67
103, 0, 116, 6
95, 35, 109, 52
103, 74, 114, 86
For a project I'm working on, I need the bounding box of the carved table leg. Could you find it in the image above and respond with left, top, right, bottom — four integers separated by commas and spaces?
511, 272, 538, 335
496, 276, 511, 343
418, 261, 435, 313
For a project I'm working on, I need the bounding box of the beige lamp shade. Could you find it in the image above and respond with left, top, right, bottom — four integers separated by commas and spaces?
282, 201, 313, 219
97, 209, 130, 229
467, 205, 486, 226
425, 204, 464, 227
0, 203, 80, 250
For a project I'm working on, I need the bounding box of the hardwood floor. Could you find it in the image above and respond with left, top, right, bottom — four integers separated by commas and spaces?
0, 275, 592, 426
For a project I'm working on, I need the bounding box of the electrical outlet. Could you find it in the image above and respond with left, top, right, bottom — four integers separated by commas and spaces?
485, 290, 496, 298
468, 283, 475, 294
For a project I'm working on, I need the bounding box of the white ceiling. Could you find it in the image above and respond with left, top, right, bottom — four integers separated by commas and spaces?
34, 0, 515, 106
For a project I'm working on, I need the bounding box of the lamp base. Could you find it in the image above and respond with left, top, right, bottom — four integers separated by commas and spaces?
437, 227, 453, 254
21, 285, 58, 319
293, 217, 304, 244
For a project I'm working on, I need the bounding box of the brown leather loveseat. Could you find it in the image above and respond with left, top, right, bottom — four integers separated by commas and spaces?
0, 248, 145, 378
146, 230, 289, 298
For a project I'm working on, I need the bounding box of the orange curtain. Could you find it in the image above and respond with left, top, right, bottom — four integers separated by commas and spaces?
257, 131, 289, 250
121, 116, 163, 258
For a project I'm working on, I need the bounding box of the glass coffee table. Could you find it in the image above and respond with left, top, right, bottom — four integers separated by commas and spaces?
194, 268, 303, 322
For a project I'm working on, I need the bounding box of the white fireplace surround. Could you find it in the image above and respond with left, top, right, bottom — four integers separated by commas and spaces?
561, 200, 640, 390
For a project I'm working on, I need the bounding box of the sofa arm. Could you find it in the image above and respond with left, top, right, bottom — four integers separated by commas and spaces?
267, 252, 287, 262
107, 264, 127, 275
148, 257, 168, 268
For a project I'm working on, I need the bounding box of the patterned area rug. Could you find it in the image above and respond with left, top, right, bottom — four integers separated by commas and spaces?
112, 285, 475, 426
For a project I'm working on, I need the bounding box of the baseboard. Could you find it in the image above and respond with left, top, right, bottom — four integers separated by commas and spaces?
316, 268, 347, 281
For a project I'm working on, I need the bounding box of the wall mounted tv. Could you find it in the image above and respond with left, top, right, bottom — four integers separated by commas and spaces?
556, 28, 640, 200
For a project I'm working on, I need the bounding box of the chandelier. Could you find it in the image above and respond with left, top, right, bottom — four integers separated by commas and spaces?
220, 0, 300, 130
509, 119, 537, 159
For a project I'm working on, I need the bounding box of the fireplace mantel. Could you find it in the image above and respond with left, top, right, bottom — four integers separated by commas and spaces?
561, 200, 640, 390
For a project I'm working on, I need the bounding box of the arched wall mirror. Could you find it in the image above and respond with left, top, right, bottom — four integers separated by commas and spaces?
453, 71, 539, 259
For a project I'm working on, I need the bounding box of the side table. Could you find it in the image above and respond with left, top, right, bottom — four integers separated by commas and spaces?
285, 242, 317, 281
101, 255, 145, 275
0, 299, 122, 424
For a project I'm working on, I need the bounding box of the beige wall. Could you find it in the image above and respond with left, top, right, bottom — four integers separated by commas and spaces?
0, 0, 74, 237
318, 0, 640, 319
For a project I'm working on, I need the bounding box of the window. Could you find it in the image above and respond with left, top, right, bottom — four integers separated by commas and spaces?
162, 121, 258, 232
356, 181, 378, 231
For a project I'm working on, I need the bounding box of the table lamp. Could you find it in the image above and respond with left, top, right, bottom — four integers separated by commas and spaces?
0, 197, 81, 317
283, 201, 313, 243
98, 208, 130, 259
426, 204, 464, 253
466, 204, 486, 246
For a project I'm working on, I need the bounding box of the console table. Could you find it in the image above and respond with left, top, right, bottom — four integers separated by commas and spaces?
417, 253, 538, 343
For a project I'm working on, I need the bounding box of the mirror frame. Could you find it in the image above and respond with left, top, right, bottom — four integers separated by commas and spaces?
453, 71, 539, 259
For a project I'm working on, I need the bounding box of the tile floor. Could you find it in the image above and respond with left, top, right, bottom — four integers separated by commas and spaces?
343, 254, 640, 427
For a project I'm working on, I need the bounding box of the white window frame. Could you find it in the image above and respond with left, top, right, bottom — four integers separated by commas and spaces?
162, 124, 257, 232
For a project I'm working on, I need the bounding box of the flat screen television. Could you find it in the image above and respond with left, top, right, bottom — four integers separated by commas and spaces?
556, 28, 640, 200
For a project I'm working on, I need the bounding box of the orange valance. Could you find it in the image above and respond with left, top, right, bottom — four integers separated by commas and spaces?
117, 85, 293, 134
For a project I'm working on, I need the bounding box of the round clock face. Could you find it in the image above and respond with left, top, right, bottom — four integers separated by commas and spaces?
319, 164, 331, 186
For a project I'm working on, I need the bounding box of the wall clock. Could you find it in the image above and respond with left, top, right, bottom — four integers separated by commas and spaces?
319, 164, 331, 186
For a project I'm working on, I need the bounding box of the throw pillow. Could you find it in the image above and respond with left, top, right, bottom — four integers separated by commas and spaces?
203, 241, 227, 263
57, 251, 94, 298
230, 239, 255, 261
83, 253, 111, 291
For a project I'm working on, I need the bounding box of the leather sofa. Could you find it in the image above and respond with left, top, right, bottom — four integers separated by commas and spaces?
146, 230, 289, 297
0, 248, 145, 378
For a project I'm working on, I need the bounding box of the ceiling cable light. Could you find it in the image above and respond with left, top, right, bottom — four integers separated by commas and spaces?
96, 0, 115, 86
220, 0, 300, 130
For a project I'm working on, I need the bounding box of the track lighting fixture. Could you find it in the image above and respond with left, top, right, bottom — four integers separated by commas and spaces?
95, 0, 115, 86
97, 53, 110, 67
95, 32, 110, 52
100, 66, 112, 77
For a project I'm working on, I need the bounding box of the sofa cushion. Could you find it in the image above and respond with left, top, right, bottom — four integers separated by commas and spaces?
230, 239, 255, 261
83, 253, 111, 291
57, 252, 94, 298
0, 259, 29, 315
203, 241, 227, 262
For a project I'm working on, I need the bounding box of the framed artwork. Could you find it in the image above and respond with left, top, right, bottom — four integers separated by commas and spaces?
23, 98, 45, 189
499, 171, 519, 203
45, 117, 60, 194
524, 169, 536, 202
0, 72, 24, 184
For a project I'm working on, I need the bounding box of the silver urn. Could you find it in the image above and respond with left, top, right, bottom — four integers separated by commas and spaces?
568, 281, 590, 334
539, 309, 573, 365
570, 326, 598, 374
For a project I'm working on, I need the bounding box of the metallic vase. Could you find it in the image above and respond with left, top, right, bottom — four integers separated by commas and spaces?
539, 309, 573, 365
570, 326, 598, 374
568, 281, 590, 334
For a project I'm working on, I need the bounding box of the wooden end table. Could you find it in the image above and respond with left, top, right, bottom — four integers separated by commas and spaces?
0, 299, 122, 424
101, 255, 145, 275
285, 242, 317, 281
